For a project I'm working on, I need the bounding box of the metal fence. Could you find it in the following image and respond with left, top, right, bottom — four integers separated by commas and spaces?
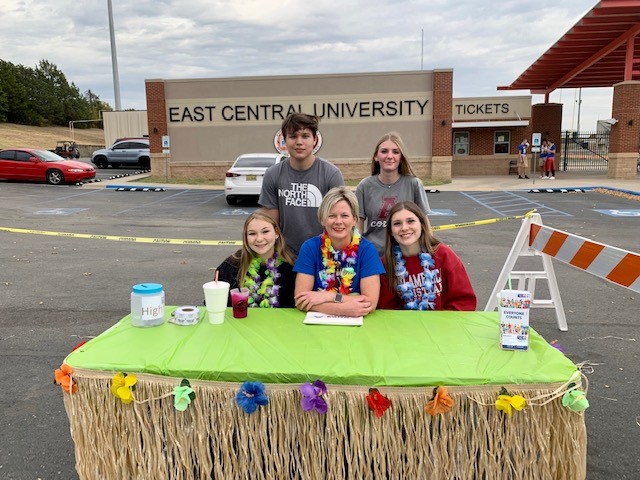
561, 130, 609, 171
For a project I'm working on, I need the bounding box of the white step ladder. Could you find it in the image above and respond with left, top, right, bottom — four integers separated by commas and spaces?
484, 213, 568, 331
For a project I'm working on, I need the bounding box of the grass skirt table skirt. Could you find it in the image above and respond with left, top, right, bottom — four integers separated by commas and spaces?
63, 371, 586, 480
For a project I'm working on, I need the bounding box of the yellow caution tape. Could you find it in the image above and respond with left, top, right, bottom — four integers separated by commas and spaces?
0, 226, 241, 246
431, 209, 536, 231
0, 210, 535, 245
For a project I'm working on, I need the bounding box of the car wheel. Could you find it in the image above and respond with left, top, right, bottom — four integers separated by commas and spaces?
140, 157, 150, 170
94, 156, 108, 169
225, 196, 237, 205
47, 169, 64, 185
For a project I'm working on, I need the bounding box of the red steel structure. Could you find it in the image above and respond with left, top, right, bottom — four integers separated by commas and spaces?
499, 0, 640, 101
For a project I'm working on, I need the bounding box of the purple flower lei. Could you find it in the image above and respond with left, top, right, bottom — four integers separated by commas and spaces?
394, 245, 438, 310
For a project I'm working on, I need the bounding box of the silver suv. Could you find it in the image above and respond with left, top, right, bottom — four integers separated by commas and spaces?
91, 138, 150, 169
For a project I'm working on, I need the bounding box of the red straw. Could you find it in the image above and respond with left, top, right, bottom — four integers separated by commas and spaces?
215, 270, 219, 285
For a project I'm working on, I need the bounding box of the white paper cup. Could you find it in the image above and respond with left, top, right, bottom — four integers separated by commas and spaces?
203, 281, 230, 324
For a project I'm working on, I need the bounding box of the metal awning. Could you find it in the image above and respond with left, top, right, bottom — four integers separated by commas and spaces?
498, 0, 640, 95
452, 120, 529, 128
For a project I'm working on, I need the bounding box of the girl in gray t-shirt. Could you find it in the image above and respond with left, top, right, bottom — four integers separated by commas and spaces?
356, 132, 431, 255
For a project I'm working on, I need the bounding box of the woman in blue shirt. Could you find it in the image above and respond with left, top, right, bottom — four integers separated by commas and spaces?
294, 186, 384, 317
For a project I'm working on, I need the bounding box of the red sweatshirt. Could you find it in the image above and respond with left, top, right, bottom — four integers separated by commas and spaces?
378, 243, 477, 311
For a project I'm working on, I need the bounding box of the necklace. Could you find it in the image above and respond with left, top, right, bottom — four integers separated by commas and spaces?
378, 174, 399, 188
244, 254, 283, 307
319, 230, 361, 294
394, 245, 438, 310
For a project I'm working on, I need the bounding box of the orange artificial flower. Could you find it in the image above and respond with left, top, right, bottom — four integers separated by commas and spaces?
54, 363, 77, 394
425, 386, 454, 416
71, 340, 87, 352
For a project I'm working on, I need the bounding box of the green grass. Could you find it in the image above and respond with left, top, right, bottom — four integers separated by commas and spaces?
134, 176, 450, 187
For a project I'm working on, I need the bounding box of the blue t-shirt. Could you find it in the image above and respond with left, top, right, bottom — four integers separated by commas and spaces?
518, 143, 528, 155
294, 235, 385, 292
548, 144, 556, 157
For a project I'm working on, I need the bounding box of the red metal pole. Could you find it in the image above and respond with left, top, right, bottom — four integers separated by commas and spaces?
624, 37, 635, 81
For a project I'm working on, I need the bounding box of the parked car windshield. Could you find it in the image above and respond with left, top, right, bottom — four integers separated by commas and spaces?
234, 157, 278, 168
112, 141, 148, 150
35, 150, 67, 162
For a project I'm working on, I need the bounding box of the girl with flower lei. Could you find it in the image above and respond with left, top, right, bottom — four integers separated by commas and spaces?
294, 187, 385, 317
215, 212, 296, 308
378, 202, 477, 311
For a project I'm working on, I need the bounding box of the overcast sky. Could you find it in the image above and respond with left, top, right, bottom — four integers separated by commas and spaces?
2, 0, 614, 131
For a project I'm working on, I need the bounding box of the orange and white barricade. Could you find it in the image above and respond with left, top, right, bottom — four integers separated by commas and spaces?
485, 213, 640, 331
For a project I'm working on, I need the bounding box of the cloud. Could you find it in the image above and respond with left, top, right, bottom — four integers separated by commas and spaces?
0, 0, 612, 129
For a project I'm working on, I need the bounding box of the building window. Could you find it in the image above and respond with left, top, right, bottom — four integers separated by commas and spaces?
453, 132, 469, 156
494, 131, 510, 154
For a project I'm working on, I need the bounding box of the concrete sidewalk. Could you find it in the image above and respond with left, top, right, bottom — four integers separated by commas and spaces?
436, 170, 640, 192
90, 169, 640, 193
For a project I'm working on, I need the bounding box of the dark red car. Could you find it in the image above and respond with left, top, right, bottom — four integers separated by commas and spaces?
0, 148, 96, 185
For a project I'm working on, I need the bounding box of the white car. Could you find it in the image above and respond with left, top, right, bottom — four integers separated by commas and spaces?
224, 153, 286, 205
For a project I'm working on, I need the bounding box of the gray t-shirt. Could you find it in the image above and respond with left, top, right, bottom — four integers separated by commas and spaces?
259, 156, 344, 255
355, 174, 431, 255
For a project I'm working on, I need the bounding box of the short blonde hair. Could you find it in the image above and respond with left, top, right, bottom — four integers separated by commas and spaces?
317, 186, 359, 224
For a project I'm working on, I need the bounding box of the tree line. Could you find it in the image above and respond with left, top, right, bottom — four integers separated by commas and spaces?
0, 59, 112, 127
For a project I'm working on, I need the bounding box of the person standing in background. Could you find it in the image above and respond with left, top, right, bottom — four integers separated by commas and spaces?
545, 139, 557, 179
356, 132, 431, 255
539, 140, 549, 178
517, 138, 530, 179
259, 113, 344, 256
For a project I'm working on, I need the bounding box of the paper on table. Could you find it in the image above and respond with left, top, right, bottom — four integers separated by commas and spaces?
303, 312, 363, 326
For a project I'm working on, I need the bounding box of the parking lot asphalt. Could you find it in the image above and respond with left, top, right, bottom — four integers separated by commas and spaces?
0, 175, 639, 479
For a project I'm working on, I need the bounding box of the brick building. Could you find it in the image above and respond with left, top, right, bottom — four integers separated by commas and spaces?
141, 69, 565, 182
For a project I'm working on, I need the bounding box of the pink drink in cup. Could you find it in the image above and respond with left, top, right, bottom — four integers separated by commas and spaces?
230, 287, 250, 318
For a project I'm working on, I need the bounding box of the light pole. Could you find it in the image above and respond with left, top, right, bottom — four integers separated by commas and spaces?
576, 88, 582, 133
107, 0, 122, 111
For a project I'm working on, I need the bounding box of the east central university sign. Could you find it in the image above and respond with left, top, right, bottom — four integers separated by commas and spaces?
150, 70, 447, 180
167, 95, 431, 125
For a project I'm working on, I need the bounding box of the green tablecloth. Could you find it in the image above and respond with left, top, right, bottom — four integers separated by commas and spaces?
66, 308, 576, 387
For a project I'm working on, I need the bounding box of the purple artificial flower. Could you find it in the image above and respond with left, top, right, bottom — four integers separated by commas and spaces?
236, 381, 269, 414
300, 379, 328, 414
550, 340, 567, 353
